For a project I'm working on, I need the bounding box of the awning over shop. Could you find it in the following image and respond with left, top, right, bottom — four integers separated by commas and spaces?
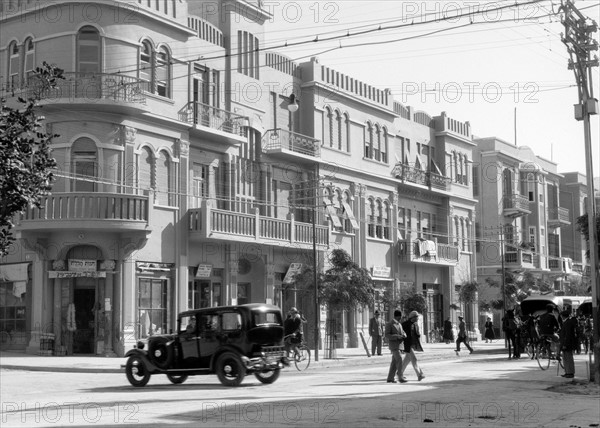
341, 202, 360, 229
0, 263, 29, 298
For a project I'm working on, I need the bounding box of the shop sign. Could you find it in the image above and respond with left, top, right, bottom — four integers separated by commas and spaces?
196, 264, 213, 278
372, 266, 391, 278
49, 271, 106, 278
68, 259, 97, 272
283, 263, 303, 284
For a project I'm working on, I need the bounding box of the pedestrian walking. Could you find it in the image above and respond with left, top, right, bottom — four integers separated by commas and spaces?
455, 316, 473, 354
560, 308, 578, 379
484, 317, 495, 343
443, 317, 454, 344
369, 310, 385, 356
385, 309, 407, 383
401, 311, 425, 381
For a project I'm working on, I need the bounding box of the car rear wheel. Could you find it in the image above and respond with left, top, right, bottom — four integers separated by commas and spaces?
125, 356, 151, 387
166, 374, 188, 384
254, 369, 280, 384
148, 338, 173, 370
216, 352, 246, 387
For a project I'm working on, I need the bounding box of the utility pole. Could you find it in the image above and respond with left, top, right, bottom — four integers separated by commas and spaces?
560, 0, 599, 383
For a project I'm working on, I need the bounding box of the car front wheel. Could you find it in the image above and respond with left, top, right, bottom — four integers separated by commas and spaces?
125, 356, 151, 387
254, 369, 280, 384
216, 352, 246, 387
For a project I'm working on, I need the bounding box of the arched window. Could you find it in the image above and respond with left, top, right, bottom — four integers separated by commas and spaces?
156, 47, 170, 97
381, 126, 388, 163
156, 151, 172, 205
138, 147, 154, 197
71, 137, 98, 192
367, 198, 375, 237
374, 124, 381, 161
23, 38, 35, 83
365, 122, 373, 158
77, 26, 100, 74
140, 41, 152, 88
527, 173, 535, 201
326, 107, 334, 147
343, 113, 350, 152
383, 201, 390, 239
8, 41, 20, 90
503, 169, 513, 198
376, 200, 383, 238
335, 110, 342, 150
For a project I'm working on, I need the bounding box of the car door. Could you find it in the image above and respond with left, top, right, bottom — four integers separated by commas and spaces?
197, 313, 221, 367
178, 314, 201, 368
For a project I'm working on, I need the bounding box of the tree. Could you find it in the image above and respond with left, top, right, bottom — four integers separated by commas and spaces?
485, 270, 553, 310
0, 63, 63, 256
292, 249, 374, 312
576, 212, 600, 260
319, 249, 374, 311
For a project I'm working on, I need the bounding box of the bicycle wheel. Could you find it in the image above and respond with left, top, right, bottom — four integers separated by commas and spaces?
294, 346, 311, 371
536, 343, 550, 370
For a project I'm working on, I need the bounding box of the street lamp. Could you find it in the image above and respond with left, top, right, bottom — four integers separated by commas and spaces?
287, 93, 320, 362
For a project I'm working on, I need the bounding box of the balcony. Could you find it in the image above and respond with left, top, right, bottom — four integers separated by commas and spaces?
15, 193, 151, 232
549, 257, 574, 273
398, 234, 460, 266
262, 129, 321, 161
179, 101, 248, 145
189, 202, 328, 250
547, 207, 570, 228
3, 72, 147, 109
502, 194, 531, 218
392, 164, 450, 191
504, 249, 535, 269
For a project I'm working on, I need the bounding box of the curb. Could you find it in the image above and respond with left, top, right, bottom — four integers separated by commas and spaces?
0, 347, 504, 374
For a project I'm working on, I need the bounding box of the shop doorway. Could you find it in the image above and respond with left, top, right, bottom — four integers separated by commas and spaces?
73, 287, 95, 354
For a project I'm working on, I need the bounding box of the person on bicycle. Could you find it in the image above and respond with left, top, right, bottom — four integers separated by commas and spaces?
284, 307, 305, 357
538, 304, 561, 344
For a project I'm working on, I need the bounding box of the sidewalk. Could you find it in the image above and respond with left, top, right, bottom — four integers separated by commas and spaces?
0, 341, 505, 373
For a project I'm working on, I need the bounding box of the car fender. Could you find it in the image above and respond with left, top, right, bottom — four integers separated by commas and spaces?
209, 345, 244, 371
124, 349, 160, 372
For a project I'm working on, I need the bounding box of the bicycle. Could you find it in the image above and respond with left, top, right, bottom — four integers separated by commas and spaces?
284, 334, 311, 371
535, 334, 564, 371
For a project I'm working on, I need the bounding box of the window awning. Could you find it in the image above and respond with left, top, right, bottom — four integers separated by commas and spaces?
323, 199, 343, 228
342, 201, 360, 229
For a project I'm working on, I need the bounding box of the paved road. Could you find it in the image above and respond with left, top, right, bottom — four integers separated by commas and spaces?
1, 350, 596, 427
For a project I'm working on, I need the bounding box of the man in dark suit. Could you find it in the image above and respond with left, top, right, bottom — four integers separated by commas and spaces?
385, 309, 407, 383
369, 310, 384, 356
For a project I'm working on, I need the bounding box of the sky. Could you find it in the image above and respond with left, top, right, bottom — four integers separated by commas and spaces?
261, 0, 600, 175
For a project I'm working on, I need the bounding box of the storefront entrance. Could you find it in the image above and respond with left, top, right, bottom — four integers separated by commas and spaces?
73, 285, 95, 354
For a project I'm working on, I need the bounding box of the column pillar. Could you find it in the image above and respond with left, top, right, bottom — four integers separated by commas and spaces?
25, 258, 45, 354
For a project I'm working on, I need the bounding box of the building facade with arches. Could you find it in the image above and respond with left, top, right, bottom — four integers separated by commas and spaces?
1, 0, 480, 355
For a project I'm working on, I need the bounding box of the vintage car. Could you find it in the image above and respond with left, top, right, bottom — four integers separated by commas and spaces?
124, 304, 288, 387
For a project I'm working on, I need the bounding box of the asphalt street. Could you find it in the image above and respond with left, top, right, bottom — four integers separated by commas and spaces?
1, 345, 597, 427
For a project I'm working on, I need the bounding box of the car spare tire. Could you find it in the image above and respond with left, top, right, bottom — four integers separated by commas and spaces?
148, 338, 173, 370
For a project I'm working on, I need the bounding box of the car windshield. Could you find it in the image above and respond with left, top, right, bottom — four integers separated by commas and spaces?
253, 311, 282, 327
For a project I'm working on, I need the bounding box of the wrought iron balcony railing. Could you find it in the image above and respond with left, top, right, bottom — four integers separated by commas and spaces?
3, 72, 148, 103
262, 128, 320, 158
179, 101, 248, 138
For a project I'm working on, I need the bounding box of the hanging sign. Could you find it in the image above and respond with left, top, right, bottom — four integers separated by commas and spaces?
195, 264, 213, 278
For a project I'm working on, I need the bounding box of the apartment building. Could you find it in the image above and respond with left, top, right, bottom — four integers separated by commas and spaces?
473, 138, 571, 315
0, 0, 476, 355
559, 172, 600, 290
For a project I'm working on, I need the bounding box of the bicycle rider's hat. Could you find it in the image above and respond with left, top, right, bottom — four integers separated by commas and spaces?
408, 311, 419, 319
289, 307, 298, 313
374, 310, 380, 315
458, 315, 464, 320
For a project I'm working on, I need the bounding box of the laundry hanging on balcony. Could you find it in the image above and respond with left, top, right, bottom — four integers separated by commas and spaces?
415, 238, 437, 258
